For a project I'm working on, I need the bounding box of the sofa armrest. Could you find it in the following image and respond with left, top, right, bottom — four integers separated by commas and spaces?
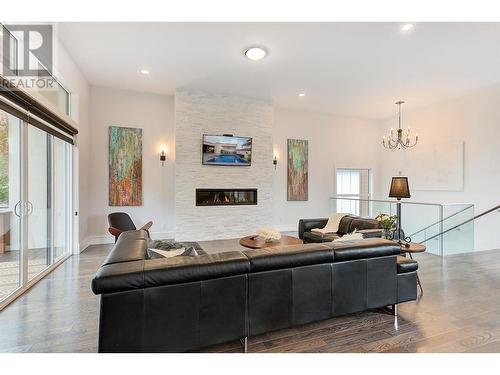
357, 228, 383, 239
298, 218, 328, 239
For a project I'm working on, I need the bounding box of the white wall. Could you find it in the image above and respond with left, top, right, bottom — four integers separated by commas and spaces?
87, 86, 175, 243
174, 90, 274, 241
80, 84, 500, 254
81, 92, 381, 242
379, 84, 500, 252
52, 38, 90, 253
272, 107, 382, 230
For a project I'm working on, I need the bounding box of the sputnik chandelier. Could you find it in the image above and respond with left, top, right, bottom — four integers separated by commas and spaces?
383, 101, 418, 150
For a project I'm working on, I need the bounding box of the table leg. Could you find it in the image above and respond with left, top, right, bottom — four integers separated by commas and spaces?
408, 252, 424, 295
416, 273, 424, 295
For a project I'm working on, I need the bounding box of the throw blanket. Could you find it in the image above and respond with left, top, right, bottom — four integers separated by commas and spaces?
311, 213, 347, 234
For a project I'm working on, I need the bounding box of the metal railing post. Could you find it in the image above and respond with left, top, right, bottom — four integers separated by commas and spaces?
439, 205, 444, 257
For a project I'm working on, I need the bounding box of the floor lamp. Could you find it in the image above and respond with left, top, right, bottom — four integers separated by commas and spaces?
388, 176, 411, 245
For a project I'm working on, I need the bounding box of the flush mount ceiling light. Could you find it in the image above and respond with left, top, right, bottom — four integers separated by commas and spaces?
299, 93, 306, 97
244, 46, 267, 61
401, 23, 415, 32
139, 69, 150, 75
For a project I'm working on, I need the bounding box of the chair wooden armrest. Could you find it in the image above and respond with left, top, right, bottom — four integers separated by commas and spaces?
141, 221, 153, 231
108, 226, 123, 238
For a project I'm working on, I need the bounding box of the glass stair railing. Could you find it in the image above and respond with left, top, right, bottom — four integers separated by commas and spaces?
330, 196, 475, 256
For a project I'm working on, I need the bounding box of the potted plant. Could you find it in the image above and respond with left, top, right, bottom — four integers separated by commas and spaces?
375, 214, 397, 240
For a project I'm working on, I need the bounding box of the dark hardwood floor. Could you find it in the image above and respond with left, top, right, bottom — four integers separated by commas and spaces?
1, 241, 500, 353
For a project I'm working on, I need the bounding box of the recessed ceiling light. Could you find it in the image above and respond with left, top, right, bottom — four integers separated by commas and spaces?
139, 69, 150, 75
401, 23, 415, 32
244, 47, 267, 61
299, 93, 306, 97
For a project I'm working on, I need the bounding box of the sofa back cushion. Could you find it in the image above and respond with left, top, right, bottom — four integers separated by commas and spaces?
143, 251, 250, 287
348, 217, 380, 233
325, 238, 400, 262
243, 243, 334, 272
92, 251, 251, 295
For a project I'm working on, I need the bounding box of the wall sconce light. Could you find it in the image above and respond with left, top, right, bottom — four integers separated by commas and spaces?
273, 155, 278, 169
160, 146, 167, 167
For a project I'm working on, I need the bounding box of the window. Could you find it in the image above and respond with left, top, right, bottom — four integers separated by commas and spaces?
1, 23, 71, 117
0, 109, 21, 302
0, 62, 75, 308
0, 25, 18, 76
36, 75, 71, 117
0, 108, 73, 307
35, 61, 71, 116
336, 168, 371, 216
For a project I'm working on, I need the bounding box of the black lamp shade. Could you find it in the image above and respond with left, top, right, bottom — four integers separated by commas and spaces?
389, 177, 411, 199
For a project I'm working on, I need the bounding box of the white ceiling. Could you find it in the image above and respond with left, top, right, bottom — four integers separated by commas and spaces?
57, 22, 500, 120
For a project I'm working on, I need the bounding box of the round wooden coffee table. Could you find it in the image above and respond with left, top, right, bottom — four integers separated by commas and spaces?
239, 235, 303, 249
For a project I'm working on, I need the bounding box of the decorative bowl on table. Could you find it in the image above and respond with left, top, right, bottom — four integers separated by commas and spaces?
256, 227, 282, 242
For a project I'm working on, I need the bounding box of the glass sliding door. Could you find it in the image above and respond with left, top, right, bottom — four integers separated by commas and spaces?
0, 110, 22, 301
0, 108, 73, 309
27, 126, 52, 280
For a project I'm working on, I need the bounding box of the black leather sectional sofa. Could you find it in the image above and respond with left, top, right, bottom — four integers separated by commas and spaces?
91, 230, 418, 353
299, 215, 382, 243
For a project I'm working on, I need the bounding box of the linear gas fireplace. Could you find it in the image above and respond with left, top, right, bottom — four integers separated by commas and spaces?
196, 188, 257, 206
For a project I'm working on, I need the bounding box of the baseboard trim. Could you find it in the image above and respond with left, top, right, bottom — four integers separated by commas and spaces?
79, 231, 175, 252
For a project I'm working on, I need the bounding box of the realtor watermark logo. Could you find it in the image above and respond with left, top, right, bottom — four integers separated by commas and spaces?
1, 24, 56, 90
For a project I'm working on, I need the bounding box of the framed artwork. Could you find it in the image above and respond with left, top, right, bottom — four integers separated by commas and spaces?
108, 126, 143, 206
287, 139, 308, 201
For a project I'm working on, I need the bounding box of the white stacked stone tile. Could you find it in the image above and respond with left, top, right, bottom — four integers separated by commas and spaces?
175, 90, 274, 241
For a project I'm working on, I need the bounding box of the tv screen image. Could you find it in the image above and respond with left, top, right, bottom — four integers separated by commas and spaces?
202, 135, 252, 166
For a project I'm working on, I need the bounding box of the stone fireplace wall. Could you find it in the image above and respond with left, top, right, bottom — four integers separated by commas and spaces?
174, 90, 274, 241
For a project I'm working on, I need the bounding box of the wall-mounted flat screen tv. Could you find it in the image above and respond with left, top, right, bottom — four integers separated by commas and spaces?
202, 134, 252, 166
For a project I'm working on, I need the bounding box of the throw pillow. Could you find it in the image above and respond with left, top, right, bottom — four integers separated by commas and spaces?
147, 246, 200, 259
181, 247, 200, 257
332, 229, 364, 242
148, 239, 185, 251
148, 247, 185, 259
